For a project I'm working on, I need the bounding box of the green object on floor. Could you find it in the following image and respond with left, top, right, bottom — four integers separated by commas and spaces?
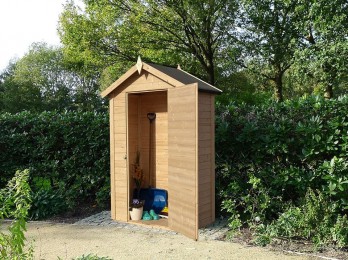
142, 211, 152, 220
149, 209, 159, 220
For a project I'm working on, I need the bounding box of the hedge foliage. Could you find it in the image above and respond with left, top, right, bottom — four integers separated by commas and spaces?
0, 111, 109, 218
1, 95, 347, 248
216, 95, 348, 248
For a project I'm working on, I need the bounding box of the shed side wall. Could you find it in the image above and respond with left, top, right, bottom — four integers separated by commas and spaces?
109, 95, 116, 219
198, 92, 215, 227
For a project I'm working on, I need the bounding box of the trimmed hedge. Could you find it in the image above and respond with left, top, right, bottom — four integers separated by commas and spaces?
0, 111, 109, 217
1, 94, 347, 243
216, 95, 348, 247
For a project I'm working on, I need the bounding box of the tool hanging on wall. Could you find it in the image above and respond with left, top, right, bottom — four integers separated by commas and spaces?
147, 112, 156, 187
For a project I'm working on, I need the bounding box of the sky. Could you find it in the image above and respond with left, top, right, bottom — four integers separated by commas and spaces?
0, 0, 67, 72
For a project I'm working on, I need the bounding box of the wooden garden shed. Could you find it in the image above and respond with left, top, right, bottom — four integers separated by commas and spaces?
101, 58, 222, 240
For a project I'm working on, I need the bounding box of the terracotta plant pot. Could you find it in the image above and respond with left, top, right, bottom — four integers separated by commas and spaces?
130, 206, 143, 220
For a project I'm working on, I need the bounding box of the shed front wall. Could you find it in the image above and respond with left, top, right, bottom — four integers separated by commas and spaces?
109, 69, 216, 232
110, 91, 128, 221
110, 71, 173, 221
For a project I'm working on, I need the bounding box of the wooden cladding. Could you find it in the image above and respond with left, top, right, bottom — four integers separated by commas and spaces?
198, 92, 215, 227
111, 92, 128, 221
106, 64, 218, 240
168, 83, 198, 240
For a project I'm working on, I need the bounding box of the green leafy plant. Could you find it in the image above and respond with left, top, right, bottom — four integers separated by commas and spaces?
0, 169, 33, 259
95, 178, 111, 209
216, 95, 348, 248
30, 189, 66, 220
72, 254, 113, 260
254, 189, 348, 249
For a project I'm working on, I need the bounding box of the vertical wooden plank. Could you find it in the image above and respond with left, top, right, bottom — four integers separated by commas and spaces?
126, 94, 130, 221
198, 92, 215, 228
197, 92, 217, 228
109, 95, 116, 220
210, 95, 216, 223
168, 83, 198, 240
137, 95, 142, 156
195, 85, 199, 239
114, 92, 128, 221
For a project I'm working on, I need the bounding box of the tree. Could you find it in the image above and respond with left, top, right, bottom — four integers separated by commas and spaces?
58, 0, 239, 86
293, 0, 348, 99
13, 43, 72, 111
12, 42, 104, 112
0, 62, 43, 113
0, 43, 105, 113
239, 0, 302, 102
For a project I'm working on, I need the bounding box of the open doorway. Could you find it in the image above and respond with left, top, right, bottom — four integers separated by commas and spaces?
127, 91, 168, 227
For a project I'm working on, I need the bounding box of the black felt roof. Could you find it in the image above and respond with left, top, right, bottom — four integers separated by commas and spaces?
148, 63, 222, 94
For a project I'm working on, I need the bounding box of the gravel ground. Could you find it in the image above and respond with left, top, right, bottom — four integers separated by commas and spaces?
25, 222, 310, 260
1, 211, 316, 259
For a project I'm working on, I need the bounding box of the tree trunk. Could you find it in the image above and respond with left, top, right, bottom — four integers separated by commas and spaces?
274, 74, 283, 102
324, 83, 333, 99
206, 58, 215, 85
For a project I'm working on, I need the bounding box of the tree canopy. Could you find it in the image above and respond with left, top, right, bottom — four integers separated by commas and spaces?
293, 0, 348, 99
1, 0, 347, 112
58, 0, 240, 87
0, 43, 105, 113
58, 0, 347, 101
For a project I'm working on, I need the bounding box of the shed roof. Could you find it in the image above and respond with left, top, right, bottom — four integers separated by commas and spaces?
101, 59, 222, 98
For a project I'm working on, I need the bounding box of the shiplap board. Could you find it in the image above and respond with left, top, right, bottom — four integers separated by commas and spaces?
198, 92, 215, 228
168, 83, 198, 240
105, 62, 217, 240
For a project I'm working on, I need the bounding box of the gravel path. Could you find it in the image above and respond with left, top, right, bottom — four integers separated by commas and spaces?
14, 211, 311, 259
25, 222, 309, 260
73, 211, 230, 241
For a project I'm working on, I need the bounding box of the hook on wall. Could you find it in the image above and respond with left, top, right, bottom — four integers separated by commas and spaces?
147, 113, 156, 122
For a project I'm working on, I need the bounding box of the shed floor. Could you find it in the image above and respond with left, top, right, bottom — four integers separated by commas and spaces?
130, 218, 169, 230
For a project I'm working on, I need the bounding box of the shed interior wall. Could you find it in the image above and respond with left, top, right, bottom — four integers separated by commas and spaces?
128, 91, 168, 199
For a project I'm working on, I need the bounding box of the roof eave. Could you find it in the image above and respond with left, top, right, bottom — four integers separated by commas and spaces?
199, 88, 223, 95
100, 65, 138, 98
100, 62, 184, 98
179, 68, 223, 94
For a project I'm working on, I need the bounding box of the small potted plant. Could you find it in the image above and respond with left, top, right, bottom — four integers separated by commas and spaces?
129, 198, 144, 220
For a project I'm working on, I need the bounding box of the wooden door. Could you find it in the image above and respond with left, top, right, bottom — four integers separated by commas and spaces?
168, 83, 198, 240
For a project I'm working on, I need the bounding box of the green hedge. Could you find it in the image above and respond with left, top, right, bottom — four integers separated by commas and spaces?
2, 95, 347, 246
0, 111, 109, 218
216, 95, 348, 247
